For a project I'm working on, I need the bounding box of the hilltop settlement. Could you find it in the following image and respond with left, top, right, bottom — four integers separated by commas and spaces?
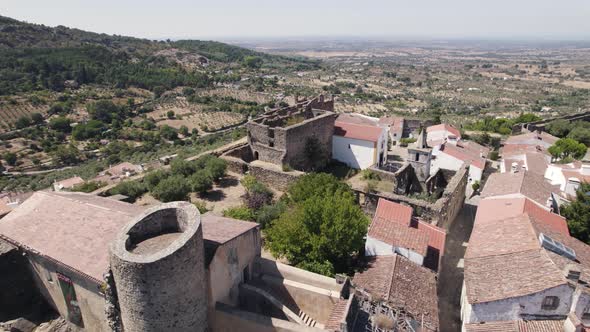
2, 15, 590, 332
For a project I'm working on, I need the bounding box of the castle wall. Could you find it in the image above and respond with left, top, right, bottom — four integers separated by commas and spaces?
283, 113, 336, 171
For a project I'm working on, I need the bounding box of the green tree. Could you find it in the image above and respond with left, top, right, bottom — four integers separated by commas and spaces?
15, 116, 32, 129
170, 158, 197, 177
545, 119, 571, 137
567, 127, 590, 146
31, 113, 43, 124
548, 138, 587, 161
561, 183, 590, 243
144, 170, 169, 190
72, 120, 105, 140
49, 116, 72, 133
167, 110, 175, 119
3, 152, 17, 166
266, 173, 369, 276
88, 100, 121, 123
151, 175, 191, 202
244, 56, 263, 69
190, 171, 213, 194
109, 180, 147, 202
51, 144, 80, 166
159, 125, 178, 140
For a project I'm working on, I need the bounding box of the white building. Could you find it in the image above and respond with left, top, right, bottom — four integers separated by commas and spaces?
545, 162, 590, 198
431, 142, 487, 184
332, 119, 388, 169
426, 124, 461, 147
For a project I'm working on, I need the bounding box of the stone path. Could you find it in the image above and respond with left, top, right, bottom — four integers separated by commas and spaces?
437, 196, 478, 332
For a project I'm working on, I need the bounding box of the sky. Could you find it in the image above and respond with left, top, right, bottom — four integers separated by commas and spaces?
2, 0, 590, 40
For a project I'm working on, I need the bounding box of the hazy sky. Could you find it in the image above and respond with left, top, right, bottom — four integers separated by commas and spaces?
3, 0, 590, 40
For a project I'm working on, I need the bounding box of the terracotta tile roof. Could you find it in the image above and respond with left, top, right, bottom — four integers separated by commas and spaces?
379, 116, 404, 131
465, 321, 519, 332
460, 140, 491, 157
481, 171, 554, 207
562, 169, 590, 183
439, 142, 486, 169
201, 213, 259, 244
103, 162, 142, 177
54, 176, 84, 189
415, 219, 446, 256
336, 113, 378, 126
426, 123, 461, 138
525, 152, 550, 175
369, 217, 429, 256
465, 320, 564, 332
0, 191, 145, 282
374, 198, 412, 225
353, 255, 439, 330
465, 249, 566, 303
334, 121, 383, 143
501, 144, 548, 157
505, 131, 559, 147
369, 199, 429, 256
464, 196, 575, 304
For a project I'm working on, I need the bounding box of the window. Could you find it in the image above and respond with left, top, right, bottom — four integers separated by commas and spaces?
348, 144, 351, 149
269, 141, 274, 147
415, 153, 420, 162
541, 296, 559, 310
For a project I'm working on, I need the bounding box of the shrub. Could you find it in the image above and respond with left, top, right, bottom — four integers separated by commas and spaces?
71, 181, 106, 193
49, 116, 72, 133
255, 201, 286, 229
489, 151, 499, 161
471, 181, 480, 192
170, 158, 197, 177
166, 110, 175, 119
190, 171, 214, 195
361, 169, 380, 181
223, 206, 255, 221
399, 137, 417, 146
282, 164, 294, 172
192, 200, 208, 214
109, 180, 147, 201
151, 175, 190, 202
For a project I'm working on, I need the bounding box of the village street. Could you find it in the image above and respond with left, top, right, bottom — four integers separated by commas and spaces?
438, 195, 478, 332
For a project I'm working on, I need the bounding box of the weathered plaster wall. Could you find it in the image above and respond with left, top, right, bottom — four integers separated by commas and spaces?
332, 136, 376, 169
467, 284, 574, 323
364, 236, 425, 265
208, 228, 261, 307
27, 253, 109, 332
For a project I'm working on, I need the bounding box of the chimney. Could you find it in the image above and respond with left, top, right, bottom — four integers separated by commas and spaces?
564, 264, 582, 283
511, 162, 519, 173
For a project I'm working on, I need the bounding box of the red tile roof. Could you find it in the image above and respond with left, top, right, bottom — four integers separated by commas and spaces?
369, 199, 429, 256
427, 123, 461, 138
353, 255, 439, 330
439, 143, 486, 169
374, 198, 413, 225
336, 113, 378, 126
334, 121, 383, 143
54, 176, 85, 189
0, 191, 145, 283
465, 320, 564, 332
416, 219, 446, 256
481, 171, 556, 208
379, 116, 404, 131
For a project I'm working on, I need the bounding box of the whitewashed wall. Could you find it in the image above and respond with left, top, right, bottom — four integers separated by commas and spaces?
332, 136, 376, 169
364, 236, 425, 266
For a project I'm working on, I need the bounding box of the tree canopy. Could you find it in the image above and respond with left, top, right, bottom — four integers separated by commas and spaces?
266, 173, 369, 276
561, 183, 590, 244
548, 138, 587, 162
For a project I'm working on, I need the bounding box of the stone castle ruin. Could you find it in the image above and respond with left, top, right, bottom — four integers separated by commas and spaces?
246, 95, 337, 171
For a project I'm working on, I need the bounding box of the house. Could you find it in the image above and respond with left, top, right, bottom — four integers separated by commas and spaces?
503, 131, 558, 149
365, 198, 446, 272
53, 176, 84, 191
353, 255, 439, 331
426, 123, 461, 147
481, 170, 557, 208
332, 118, 388, 169
500, 152, 550, 176
461, 167, 590, 331
545, 161, 590, 198
0, 191, 353, 332
93, 162, 143, 184
378, 116, 404, 145
431, 142, 487, 184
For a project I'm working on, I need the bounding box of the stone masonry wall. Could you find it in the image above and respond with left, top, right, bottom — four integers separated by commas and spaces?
283, 113, 336, 171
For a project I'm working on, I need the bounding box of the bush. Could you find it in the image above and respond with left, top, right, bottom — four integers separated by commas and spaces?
190, 171, 213, 195
282, 164, 294, 172
489, 151, 499, 161
243, 182, 274, 210
3, 152, 17, 166
240, 175, 258, 191
152, 175, 190, 202
144, 170, 169, 190
255, 201, 286, 229
167, 110, 175, 119
71, 181, 106, 193
192, 200, 208, 214
399, 137, 416, 146
361, 169, 380, 181
223, 206, 255, 221
49, 116, 72, 133
170, 158, 197, 177
109, 180, 147, 201
471, 181, 481, 192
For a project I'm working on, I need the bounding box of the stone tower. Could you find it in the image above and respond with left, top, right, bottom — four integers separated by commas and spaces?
109, 202, 207, 332
407, 129, 432, 181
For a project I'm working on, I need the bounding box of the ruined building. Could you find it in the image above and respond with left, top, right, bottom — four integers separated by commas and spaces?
247, 95, 337, 171
0, 191, 356, 332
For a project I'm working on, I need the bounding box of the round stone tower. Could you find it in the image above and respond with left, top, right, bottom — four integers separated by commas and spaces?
110, 202, 207, 332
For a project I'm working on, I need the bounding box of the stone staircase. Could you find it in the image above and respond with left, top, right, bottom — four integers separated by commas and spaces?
298, 310, 323, 328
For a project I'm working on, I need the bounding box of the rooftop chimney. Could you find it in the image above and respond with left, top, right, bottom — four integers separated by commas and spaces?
511, 162, 519, 173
